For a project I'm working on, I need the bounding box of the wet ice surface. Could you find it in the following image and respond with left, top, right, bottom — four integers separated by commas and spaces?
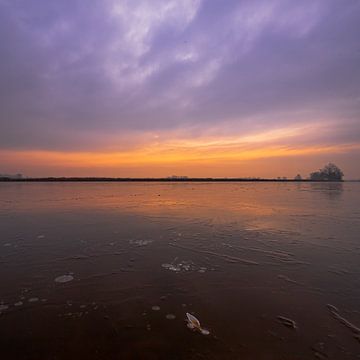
0, 182, 360, 359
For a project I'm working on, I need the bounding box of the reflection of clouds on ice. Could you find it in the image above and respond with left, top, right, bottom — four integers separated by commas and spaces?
1, 182, 359, 358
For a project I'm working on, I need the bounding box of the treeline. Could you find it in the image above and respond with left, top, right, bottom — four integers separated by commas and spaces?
0, 177, 342, 182
0, 163, 345, 182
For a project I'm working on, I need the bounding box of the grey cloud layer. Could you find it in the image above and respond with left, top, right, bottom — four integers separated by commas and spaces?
0, 0, 359, 150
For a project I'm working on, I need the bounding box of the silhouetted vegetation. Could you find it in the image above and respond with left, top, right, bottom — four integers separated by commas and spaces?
310, 163, 344, 181
0, 165, 346, 182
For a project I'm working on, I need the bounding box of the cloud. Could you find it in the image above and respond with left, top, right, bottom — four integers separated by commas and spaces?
0, 0, 359, 171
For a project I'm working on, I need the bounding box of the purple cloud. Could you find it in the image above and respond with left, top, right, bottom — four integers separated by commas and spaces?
0, 0, 359, 152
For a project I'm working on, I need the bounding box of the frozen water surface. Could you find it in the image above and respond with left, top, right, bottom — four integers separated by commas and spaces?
0, 182, 359, 359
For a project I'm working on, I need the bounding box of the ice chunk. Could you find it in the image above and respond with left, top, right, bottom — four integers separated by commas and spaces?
186, 312, 210, 335
161, 260, 199, 273
161, 263, 181, 272
55, 275, 74, 283
277, 316, 297, 329
186, 313, 201, 329
200, 329, 210, 335
129, 239, 153, 247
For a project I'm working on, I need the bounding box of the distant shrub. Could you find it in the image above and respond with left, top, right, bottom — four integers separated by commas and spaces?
310, 163, 344, 181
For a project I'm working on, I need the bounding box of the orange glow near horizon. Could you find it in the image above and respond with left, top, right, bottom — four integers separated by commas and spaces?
1, 129, 359, 177
1, 123, 359, 177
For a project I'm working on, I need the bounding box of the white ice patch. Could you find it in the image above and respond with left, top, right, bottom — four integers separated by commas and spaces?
55, 275, 74, 283
200, 328, 210, 335
129, 239, 153, 247
162, 260, 207, 273
161, 263, 181, 272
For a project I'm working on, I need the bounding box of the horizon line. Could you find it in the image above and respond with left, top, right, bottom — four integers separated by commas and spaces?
0, 177, 354, 182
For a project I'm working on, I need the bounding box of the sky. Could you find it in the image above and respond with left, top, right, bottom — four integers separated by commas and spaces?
0, 0, 359, 178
